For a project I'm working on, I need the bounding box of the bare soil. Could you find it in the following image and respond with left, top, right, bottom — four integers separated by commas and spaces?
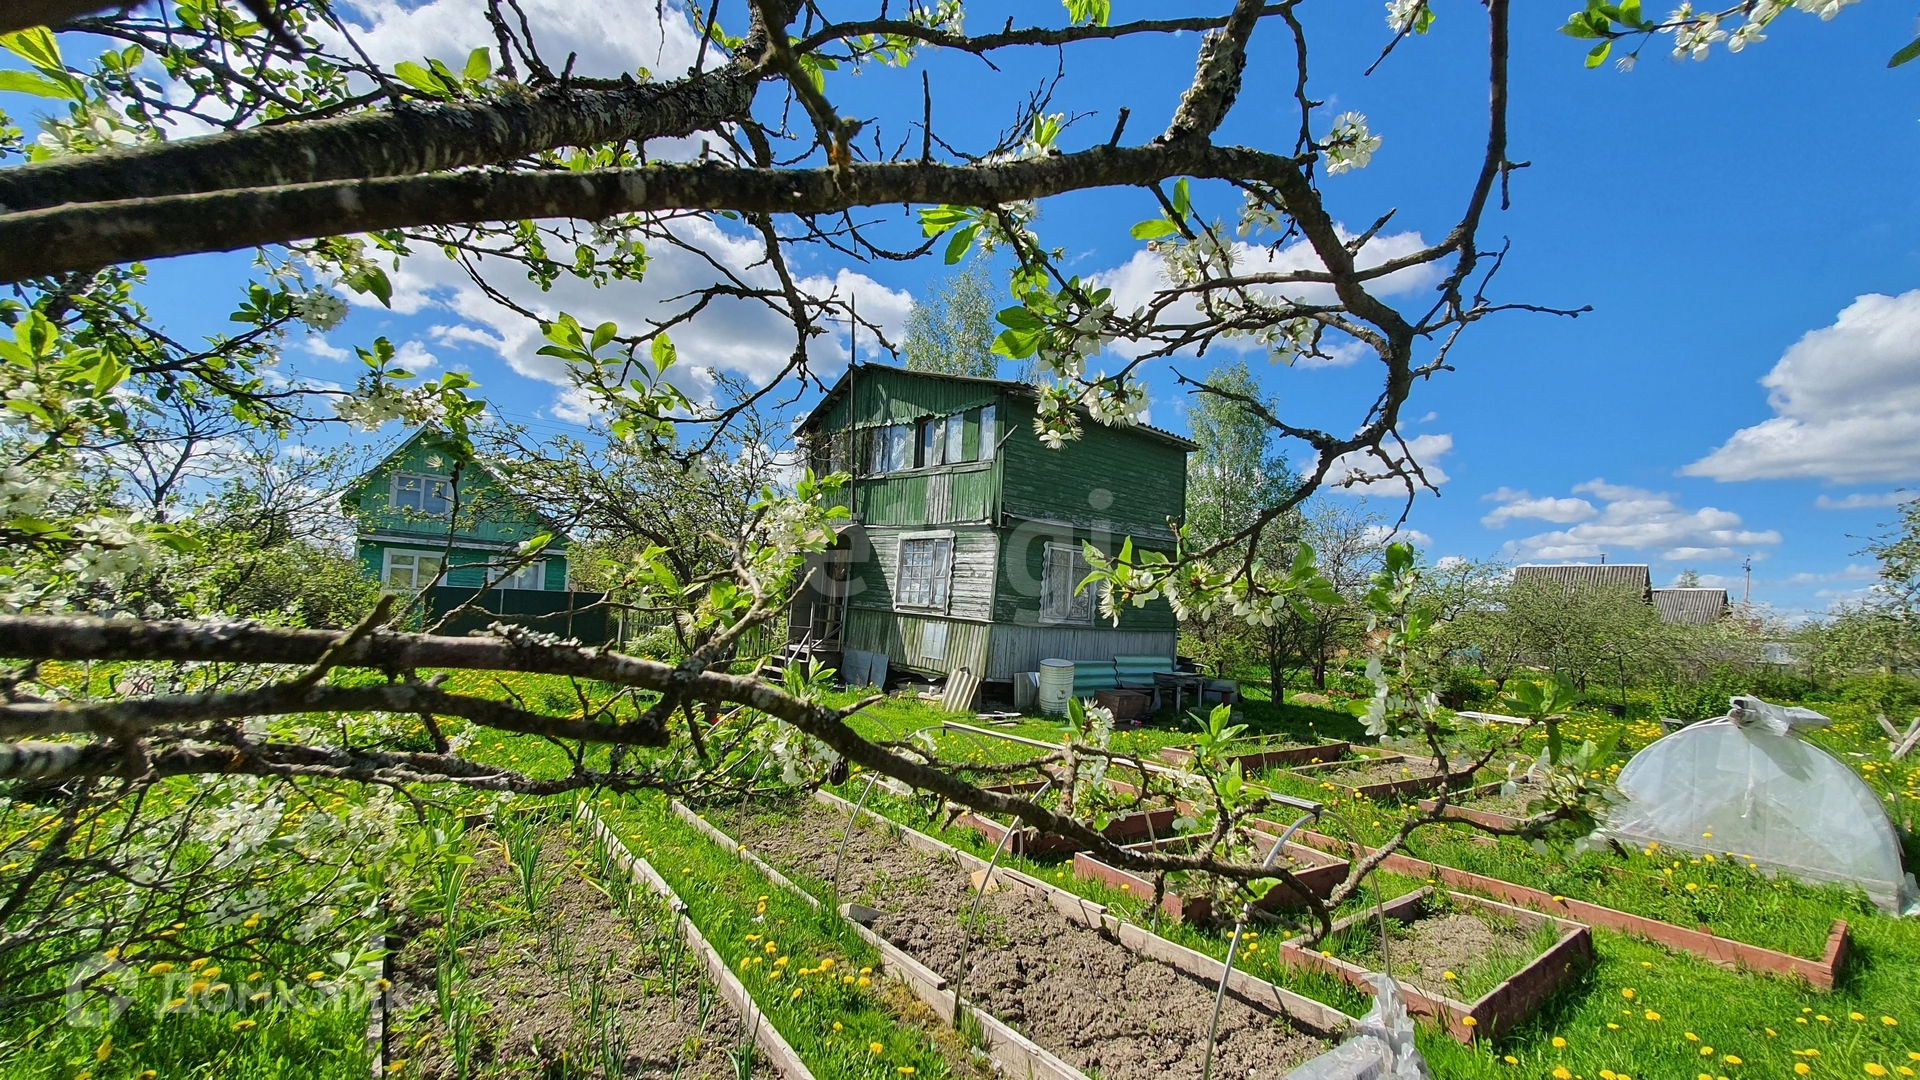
716, 800, 1331, 1080
1299, 757, 1454, 788
388, 825, 769, 1079
1337, 899, 1542, 1002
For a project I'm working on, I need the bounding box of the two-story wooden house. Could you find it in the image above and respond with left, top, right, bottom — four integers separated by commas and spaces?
792, 364, 1193, 685
343, 428, 605, 640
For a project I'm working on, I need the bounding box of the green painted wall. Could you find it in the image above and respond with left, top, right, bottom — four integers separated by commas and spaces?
997, 397, 1187, 540
355, 539, 569, 590
993, 527, 1177, 632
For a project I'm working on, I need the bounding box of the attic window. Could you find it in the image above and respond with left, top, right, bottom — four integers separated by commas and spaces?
391, 473, 452, 515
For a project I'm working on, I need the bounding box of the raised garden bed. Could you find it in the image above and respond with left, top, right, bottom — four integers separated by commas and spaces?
1415, 782, 1534, 830
1157, 740, 1352, 772
1284, 753, 1479, 801
1277, 886, 1592, 1041
385, 817, 783, 1079
951, 781, 1182, 856
712, 797, 1345, 1080
1291, 829, 1853, 989
1072, 830, 1349, 922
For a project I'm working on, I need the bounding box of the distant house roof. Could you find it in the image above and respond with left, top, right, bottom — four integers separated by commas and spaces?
1512, 563, 1652, 599
1652, 587, 1730, 626
800, 362, 1198, 451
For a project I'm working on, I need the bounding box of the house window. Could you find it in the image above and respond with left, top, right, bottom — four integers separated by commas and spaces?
391, 473, 452, 515
918, 416, 947, 468
978, 405, 996, 460
383, 550, 444, 591
946, 413, 965, 462
1041, 542, 1095, 625
896, 534, 953, 610
869, 424, 913, 474
497, 560, 545, 591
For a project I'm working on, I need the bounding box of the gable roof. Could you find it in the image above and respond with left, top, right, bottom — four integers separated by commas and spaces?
1652, 587, 1730, 625
800, 362, 1198, 451
342, 426, 572, 543
1512, 563, 1652, 598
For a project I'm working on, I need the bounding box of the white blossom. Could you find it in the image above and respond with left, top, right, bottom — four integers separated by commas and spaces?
296, 290, 349, 332
1384, 0, 1426, 33
1323, 113, 1381, 175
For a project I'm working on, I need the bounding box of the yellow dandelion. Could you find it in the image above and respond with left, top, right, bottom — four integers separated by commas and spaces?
1461, 1017, 1477, 1028
1622, 988, 1635, 1000
1867, 1066, 1889, 1078
148, 962, 175, 975
1685, 1033, 1699, 1042
857, 977, 871, 988
1701, 1046, 1714, 1056
1553, 1037, 1567, 1049
231, 1019, 257, 1032
1608, 1023, 1621, 1031
1443, 971, 1457, 981
1645, 1011, 1661, 1022
1796, 1065, 1811, 1076
1725, 1056, 1743, 1066
1852, 1013, 1867, 1022
791, 988, 803, 1000
1552, 1068, 1571, 1080
869, 1042, 885, 1054
833, 1023, 842, 1032
899, 1070, 916, 1077
1883, 1017, 1898, 1026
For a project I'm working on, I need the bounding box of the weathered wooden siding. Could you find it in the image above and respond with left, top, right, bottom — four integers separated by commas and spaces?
993, 527, 1178, 633
998, 397, 1187, 541
833, 367, 1002, 430
846, 526, 997, 622
845, 608, 993, 676
356, 541, 569, 590
985, 625, 1180, 682
852, 461, 998, 526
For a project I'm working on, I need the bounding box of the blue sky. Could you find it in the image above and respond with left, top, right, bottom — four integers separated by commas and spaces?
9, 0, 1920, 616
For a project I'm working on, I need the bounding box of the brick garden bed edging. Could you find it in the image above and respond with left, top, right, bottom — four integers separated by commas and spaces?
1290, 828, 1851, 989
1274, 886, 1593, 1042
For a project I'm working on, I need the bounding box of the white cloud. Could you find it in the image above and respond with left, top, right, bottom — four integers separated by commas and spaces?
1090, 227, 1438, 365
300, 334, 352, 361
1322, 432, 1453, 496
1480, 487, 1598, 528
394, 339, 439, 372
1501, 480, 1780, 563
330, 0, 699, 85
367, 218, 912, 415
1813, 490, 1916, 510
1363, 525, 1433, 548
1685, 290, 1920, 482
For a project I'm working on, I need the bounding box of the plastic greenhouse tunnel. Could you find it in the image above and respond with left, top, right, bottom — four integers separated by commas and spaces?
1603, 696, 1919, 916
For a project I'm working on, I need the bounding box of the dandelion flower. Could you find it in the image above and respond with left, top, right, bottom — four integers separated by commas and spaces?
1553, 1069, 1571, 1080
1685, 1033, 1699, 1042
1622, 988, 1635, 1000
1608, 1023, 1621, 1031
833, 1023, 843, 1032
869, 1042, 885, 1054
1796, 1066, 1811, 1076
1645, 1011, 1661, 1022
899, 1070, 916, 1077
1882, 1017, 1898, 1026
1701, 1046, 1714, 1056
1553, 1037, 1567, 1049
1851, 1012, 1867, 1022
1867, 1067, 1889, 1078
1443, 971, 1457, 981
1725, 1056, 1743, 1066
1504, 1056, 1518, 1065
231, 1019, 256, 1032
1462, 1017, 1477, 1028
857, 977, 871, 988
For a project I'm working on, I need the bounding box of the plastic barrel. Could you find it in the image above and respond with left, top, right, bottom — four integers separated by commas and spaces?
1037, 659, 1075, 716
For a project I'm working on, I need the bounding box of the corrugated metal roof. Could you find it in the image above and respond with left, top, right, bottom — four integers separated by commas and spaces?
1513, 563, 1652, 597
801, 363, 1197, 450
1652, 588, 1730, 625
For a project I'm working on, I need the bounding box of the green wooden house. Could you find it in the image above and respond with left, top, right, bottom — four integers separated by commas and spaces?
343, 428, 610, 641
793, 364, 1193, 684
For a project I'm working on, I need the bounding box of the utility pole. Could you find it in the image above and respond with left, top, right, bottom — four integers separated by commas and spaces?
1743, 557, 1752, 605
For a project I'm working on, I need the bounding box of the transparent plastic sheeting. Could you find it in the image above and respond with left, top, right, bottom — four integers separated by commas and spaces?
1605, 697, 1919, 915
1286, 975, 1430, 1080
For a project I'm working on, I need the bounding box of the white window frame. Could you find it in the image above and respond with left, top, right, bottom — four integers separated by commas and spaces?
390, 472, 453, 516
496, 559, 545, 591
894, 530, 955, 612
382, 549, 445, 591
1040, 542, 1096, 626
977, 404, 997, 461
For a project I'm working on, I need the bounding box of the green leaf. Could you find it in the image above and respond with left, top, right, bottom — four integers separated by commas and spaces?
991, 327, 1041, 359
1585, 40, 1611, 67
1891, 36, 1920, 68
650, 333, 676, 370
1558, 14, 1600, 39
1130, 218, 1178, 240
463, 46, 492, 81
590, 321, 617, 353
0, 27, 62, 71
391, 61, 446, 95
0, 69, 73, 98
346, 267, 393, 308
1171, 177, 1191, 220
943, 222, 979, 264
995, 305, 1043, 331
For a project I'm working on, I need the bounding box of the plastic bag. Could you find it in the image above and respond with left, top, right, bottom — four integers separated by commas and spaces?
1727, 695, 1832, 736
1287, 974, 1430, 1080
